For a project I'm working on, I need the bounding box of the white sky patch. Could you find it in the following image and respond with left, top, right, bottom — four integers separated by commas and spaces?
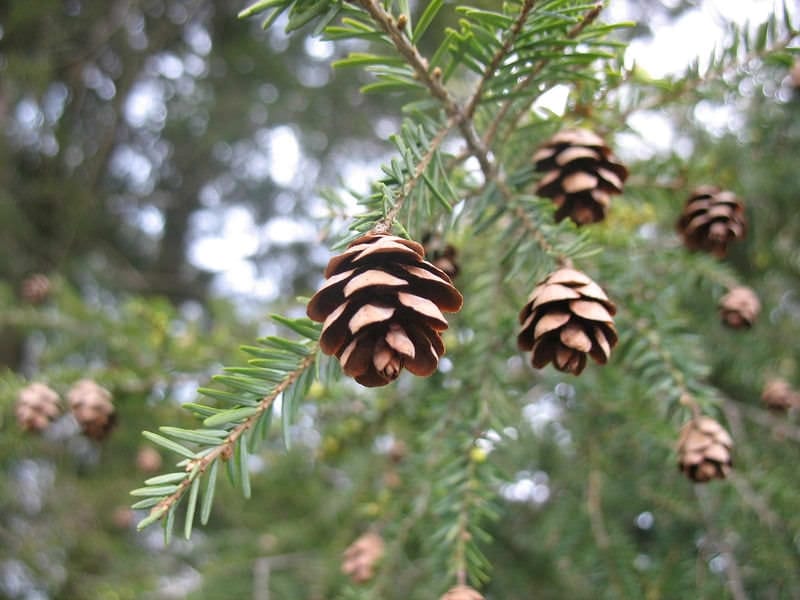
619, 0, 788, 78
261, 216, 317, 245
267, 125, 300, 186
190, 206, 259, 271
532, 84, 570, 116
124, 81, 165, 127
304, 38, 335, 60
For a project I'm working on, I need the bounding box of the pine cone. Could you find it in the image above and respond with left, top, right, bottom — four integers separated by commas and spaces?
719, 286, 760, 329
422, 233, 460, 280
533, 129, 628, 225
677, 416, 733, 482
136, 446, 163, 473
15, 382, 61, 432
761, 378, 798, 412
676, 186, 746, 257
67, 379, 116, 440
307, 233, 463, 387
517, 268, 617, 375
21, 273, 52, 304
441, 585, 484, 600
341, 532, 384, 583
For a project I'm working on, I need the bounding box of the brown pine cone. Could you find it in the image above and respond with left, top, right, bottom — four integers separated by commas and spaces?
677, 416, 733, 482
422, 233, 460, 280
68, 379, 116, 440
533, 129, 628, 225
342, 532, 384, 584
719, 286, 760, 329
441, 585, 484, 600
761, 378, 798, 412
15, 382, 61, 432
21, 274, 52, 305
518, 268, 617, 375
307, 233, 463, 387
136, 446, 163, 473
676, 186, 746, 258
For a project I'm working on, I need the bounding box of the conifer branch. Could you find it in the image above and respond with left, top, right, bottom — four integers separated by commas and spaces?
463, 0, 538, 120
375, 118, 456, 232
482, 3, 604, 151
139, 348, 317, 529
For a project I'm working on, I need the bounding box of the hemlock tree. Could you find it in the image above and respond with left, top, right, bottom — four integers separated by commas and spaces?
5, 1, 800, 598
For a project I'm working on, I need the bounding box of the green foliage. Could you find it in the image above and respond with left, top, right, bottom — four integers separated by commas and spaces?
3, 0, 800, 597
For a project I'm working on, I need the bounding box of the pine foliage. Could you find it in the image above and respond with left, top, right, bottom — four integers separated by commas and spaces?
4, 0, 798, 597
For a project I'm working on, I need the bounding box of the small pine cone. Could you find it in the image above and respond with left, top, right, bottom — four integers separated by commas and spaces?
307, 234, 463, 387
533, 129, 628, 225
676, 186, 746, 258
761, 378, 798, 412
719, 286, 760, 329
21, 273, 52, 304
422, 233, 460, 280
342, 532, 384, 584
136, 446, 163, 473
677, 416, 733, 482
441, 585, 484, 600
68, 379, 116, 440
16, 382, 61, 432
517, 268, 617, 375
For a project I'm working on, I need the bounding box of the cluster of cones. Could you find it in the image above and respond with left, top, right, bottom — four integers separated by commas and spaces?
15, 379, 116, 441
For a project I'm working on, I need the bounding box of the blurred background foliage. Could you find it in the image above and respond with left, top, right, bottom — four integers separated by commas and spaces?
1, 0, 799, 598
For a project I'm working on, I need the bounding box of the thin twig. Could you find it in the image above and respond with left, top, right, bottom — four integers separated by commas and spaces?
586, 469, 627, 597
374, 117, 456, 232
482, 4, 603, 151
463, 0, 538, 120
694, 486, 749, 600
144, 350, 318, 522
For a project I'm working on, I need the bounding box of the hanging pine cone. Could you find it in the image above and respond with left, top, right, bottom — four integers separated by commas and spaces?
136, 446, 163, 473
341, 532, 384, 584
20, 273, 52, 305
422, 233, 460, 280
307, 233, 463, 387
533, 129, 628, 225
718, 286, 760, 329
517, 268, 617, 375
676, 186, 746, 258
761, 378, 798, 412
677, 416, 733, 482
441, 585, 484, 600
15, 382, 61, 432
67, 379, 116, 440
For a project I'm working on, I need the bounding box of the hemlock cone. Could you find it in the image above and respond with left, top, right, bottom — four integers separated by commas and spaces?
307, 234, 462, 387
761, 378, 798, 412
676, 186, 747, 258
677, 416, 733, 482
67, 379, 116, 441
441, 585, 485, 600
517, 268, 617, 375
718, 286, 761, 328
16, 382, 61, 432
533, 129, 628, 225
341, 532, 384, 584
